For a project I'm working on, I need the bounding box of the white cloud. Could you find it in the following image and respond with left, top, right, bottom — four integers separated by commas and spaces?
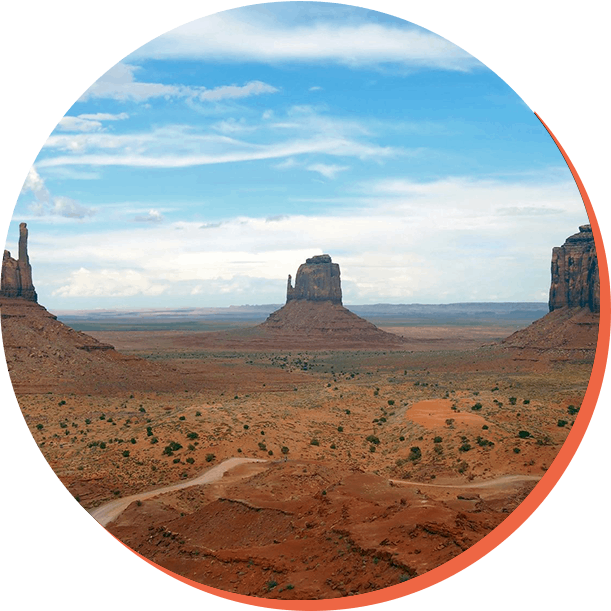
132, 13, 479, 71
21, 167, 49, 202
58, 116, 103, 132
78, 113, 129, 121
309, 86, 323, 92
79, 62, 279, 103
307, 163, 349, 179
134, 209, 164, 223
52, 267, 168, 298
21, 166, 95, 219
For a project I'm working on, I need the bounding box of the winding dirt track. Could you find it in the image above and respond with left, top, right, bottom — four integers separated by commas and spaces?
91, 454, 542, 529
389, 474, 542, 489
89, 457, 269, 527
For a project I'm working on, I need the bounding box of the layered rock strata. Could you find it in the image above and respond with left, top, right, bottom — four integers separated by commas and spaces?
1, 223, 37, 301
549, 224, 599, 313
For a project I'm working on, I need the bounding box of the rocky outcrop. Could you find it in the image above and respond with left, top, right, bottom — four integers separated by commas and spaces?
258, 255, 405, 348
1, 223, 37, 302
286, 254, 342, 304
549, 224, 599, 313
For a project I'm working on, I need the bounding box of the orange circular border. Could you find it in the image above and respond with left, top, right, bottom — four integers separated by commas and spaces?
101, 112, 609, 610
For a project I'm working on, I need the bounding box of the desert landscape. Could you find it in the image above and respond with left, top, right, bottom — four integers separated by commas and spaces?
1, 223, 599, 600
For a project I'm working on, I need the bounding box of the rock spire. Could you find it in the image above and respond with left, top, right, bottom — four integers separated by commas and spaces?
1, 223, 37, 302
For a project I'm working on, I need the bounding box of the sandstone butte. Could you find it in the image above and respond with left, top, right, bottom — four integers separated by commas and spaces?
503, 224, 600, 355
259, 254, 405, 347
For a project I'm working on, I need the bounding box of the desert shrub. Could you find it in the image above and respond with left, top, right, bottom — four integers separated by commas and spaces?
84, 419, 91, 425
409, 446, 421, 461
139, 407, 145, 413
399, 436, 405, 441
281, 446, 289, 455
567, 405, 580, 415
258, 442, 267, 451
345, 409, 351, 415
205, 454, 215, 463
379, 417, 387, 423
195, 411, 202, 417
373, 389, 379, 396
477, 436, 494, 447
388, 400, 395, 406
482, 425, 489, 430
163, 441, 182, 456
445, 419, 454, 426
146, 426, 153, 437
58, 400, 66, 406
268, 450, 274, 456
366, 435, 380, 445
472, 403, 482, 411
330, 443, 336, 449
99, 442, 106, 449
433, 436, 442, 443
186, 431, 199, 440
243, 424, 249, 430
150, 437, 158, 444
434, 445, 443, 455
122, 450, 130, 458
523, 399, 530, 405
518, 430, 531, 439
59, 422, 68, 429
509, 397, 517, 405
261, 431, 265, 435
130, 438, 136, 444
369, 445, 376, 452
513, 447, 521, 454
310, 438, 320, 447
173, 458, 181, 464
337, 426, 344, 432
491, 386, 499, 392
186, 457, 195, 464
267, 581, 278, 591
179, 416, 186, 421
36, 424, 43, 430
557, 420, 568, 427
459, 443, 472, 452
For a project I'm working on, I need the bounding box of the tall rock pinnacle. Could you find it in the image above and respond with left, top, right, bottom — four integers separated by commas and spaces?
286, 254, 342, 304
549, 224, 599, 313
1, 222, 38, 302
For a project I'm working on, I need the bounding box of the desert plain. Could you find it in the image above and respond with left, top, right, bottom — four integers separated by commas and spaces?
8, 304, 594, 599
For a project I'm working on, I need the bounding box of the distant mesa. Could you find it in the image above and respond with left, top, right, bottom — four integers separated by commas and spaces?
549, 224, 599, 313
1, 223, 37, 302
260, 254, 405, 348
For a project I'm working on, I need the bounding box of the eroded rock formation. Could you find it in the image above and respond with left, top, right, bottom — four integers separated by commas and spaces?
1, 223, 37, 302
549, 224, 599, 313
259, 254, 405, 348
287, 254, 342, 304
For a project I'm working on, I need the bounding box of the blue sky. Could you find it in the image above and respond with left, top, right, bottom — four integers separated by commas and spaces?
8, 2, 587, 309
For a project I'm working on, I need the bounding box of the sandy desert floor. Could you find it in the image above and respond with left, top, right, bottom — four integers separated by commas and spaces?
14, 319, 592, 599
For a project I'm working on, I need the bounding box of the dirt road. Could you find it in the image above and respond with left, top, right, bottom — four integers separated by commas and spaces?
389, 474, 541, 490
89, 457, 269, 527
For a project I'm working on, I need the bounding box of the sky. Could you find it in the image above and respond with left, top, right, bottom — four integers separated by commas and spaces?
7, 2, 588, 310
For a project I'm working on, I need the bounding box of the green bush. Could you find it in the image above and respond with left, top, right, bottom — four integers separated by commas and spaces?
243, 424, 249, 430
399, 435, 405, 441
409, 446, 422, 461
281, 446, 289, 455
366, 435, 380, 445
558, 420, 568, 427
472, 403, 482, 411
258, 442, 267, 451
205, 453, 215, 463
433, 436, 442, 443
337, 426, 344, 432
186, 457, 195, 464
163, 441, 182, 456
388, 400, 395, 406
150, 437, 158, 444
122, 450, 130, 457
509, 397, 517, 405
310, 438, 320, 446
459, 443, 472, 452
99, 442, 106, 449
513, 447, 521, 454
36, 424, 43, 430
567, 405, 580, 416
518, 430, 531, 439
186, 431, 199, 440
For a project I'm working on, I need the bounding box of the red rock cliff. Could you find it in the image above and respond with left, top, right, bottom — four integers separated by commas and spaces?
286, 254, 342, 304
549, 224, 599, 313
1, 223, 38, 302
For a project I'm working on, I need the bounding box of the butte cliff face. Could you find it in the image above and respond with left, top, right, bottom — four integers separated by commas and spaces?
549, 224, 599, 313
1, 223, 38, 302
503, 224, 600, 357
259, 255, 404, 348
287, 254, 342, 304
